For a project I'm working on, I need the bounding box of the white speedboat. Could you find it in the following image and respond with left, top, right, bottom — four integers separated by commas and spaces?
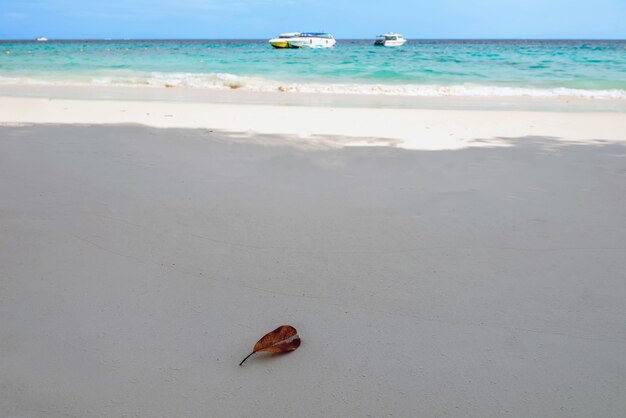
374, 33, 406, 47
269, 32, 336, 49
36, 37, 48, 42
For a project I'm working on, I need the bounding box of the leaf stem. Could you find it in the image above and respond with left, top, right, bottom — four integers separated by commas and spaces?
239, 352, 254, 366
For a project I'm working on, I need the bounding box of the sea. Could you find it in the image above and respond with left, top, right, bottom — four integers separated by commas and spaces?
1, 39, 625, 99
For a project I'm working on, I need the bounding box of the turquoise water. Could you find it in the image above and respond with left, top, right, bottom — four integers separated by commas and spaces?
1, 40, 625, 98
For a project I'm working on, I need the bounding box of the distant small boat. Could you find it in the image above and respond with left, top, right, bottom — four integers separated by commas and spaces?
269, 32, 336, 49
374, 33, 406, 47
36, 37, 48, 42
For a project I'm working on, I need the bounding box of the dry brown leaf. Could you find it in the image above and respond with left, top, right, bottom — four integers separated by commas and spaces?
239, 325, 301, 366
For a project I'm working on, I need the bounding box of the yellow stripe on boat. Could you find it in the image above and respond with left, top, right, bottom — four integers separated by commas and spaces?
270, 41, 290, 48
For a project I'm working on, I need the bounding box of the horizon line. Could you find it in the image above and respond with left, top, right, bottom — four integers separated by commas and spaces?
2, 37, 625, 41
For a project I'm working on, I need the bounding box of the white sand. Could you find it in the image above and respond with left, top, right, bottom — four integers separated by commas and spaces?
1, 91, 626, 417
1, 96, 625, 150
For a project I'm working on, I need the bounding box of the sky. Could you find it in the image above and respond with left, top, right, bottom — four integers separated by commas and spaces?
0, 0, 625, 40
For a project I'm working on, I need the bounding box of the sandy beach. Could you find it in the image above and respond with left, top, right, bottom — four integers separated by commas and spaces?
1, 93, 626, 150
1, 89, 626, 417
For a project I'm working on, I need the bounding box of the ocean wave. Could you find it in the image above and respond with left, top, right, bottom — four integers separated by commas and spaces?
1, 72, 625, 100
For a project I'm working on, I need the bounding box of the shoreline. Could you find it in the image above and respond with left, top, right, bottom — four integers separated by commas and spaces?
1, 83, 625, 112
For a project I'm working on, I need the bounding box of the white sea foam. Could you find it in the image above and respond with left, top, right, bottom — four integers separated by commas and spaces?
1, 72, 625, 100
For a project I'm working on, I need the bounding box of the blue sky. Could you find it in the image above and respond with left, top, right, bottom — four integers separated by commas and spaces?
1, 0, 625, 39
